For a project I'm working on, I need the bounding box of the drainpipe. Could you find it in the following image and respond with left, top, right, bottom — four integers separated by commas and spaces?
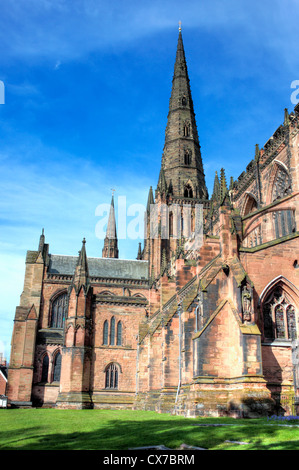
135, 335, 140, 396
175, 302, 182, 404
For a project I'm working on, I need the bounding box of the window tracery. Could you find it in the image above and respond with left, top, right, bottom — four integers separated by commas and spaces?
105, 363, 119, 389
263, 287, 297, 340
50, 292, 68, 328
272, 167, 291, 202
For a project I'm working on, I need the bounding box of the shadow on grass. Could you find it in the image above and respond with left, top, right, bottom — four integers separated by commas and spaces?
1, 416, 299, 450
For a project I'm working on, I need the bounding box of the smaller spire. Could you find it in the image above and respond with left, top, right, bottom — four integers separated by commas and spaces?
157, 167, 168, 195
146, 186, 154, 213
102, 194, 119, 258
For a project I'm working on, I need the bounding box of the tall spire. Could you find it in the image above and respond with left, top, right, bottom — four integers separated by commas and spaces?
102, 194, 119, 258
158, 28, 208, 200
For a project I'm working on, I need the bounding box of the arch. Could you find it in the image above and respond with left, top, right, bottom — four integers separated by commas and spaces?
273, 159, 289, 174
242, 192, 258, 217
132, 293, 146, 299
184, 183, 193, 198
99, 291, 115, 296
50, 291, 68, 328
260, 276, 299, 341
104, 362, 120, 389
259, 275, 299, 306
52, 351, 62, 382
267, 160, 291, 204
110, 316, 116, 345
183, 120, 190, 137
184, 149, 192, 165
41, 353, 49, 383
103, 320, 109, 345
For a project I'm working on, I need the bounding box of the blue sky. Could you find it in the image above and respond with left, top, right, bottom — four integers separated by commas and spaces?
1, 0, 299, 360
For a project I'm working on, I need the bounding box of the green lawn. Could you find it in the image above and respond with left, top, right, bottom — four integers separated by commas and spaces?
0, 409, 299, 450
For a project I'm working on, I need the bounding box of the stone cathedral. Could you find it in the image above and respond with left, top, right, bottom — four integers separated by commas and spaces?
6, 29, 299, 417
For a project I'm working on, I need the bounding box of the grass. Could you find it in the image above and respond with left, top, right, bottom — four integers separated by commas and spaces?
0, 409, 299, 450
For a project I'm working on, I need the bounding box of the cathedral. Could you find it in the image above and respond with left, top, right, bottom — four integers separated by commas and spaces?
6, 29, 299, 417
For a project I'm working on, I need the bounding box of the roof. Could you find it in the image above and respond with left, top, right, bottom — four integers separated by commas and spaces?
48, 254, 149, 280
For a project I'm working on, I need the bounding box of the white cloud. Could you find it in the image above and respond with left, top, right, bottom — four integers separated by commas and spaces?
1, 0, 298, 70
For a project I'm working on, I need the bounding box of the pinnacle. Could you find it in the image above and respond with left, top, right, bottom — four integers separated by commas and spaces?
72, 237, 89, 292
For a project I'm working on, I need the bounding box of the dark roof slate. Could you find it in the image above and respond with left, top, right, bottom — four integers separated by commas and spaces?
48, 254, 148, 280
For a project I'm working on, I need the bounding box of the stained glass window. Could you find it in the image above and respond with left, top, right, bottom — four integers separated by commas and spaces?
263, 287, 297, 340
117, 321, 122, 346
51, 293, 68, 328
41, 354, 49, 383
53, 352, 62, 382
105, 363, 119, 389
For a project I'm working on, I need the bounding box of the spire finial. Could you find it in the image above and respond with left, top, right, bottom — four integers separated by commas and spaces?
178, 20, 182, 32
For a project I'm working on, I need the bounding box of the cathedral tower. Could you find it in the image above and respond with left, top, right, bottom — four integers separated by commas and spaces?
158, 27, 208, 200
144, 27, 209, 279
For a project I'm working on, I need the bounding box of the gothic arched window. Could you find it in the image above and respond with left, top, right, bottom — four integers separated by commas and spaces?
272, 166, 291, 202
105, 363, 119, 389
53, 352, 62, 382
117, 321, 122, 346
184, 184, 193, 198
183, 121, 190, 137
262, 287, 297, 340
50, 292, 68, 328
243, 194, 258, 217
110, 317, 115, 345
103, 320, 109, 345
41, 354, 49, 383
184, 150, 191, 165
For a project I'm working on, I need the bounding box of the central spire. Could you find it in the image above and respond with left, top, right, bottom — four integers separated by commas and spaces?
157, 28, 208, 200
